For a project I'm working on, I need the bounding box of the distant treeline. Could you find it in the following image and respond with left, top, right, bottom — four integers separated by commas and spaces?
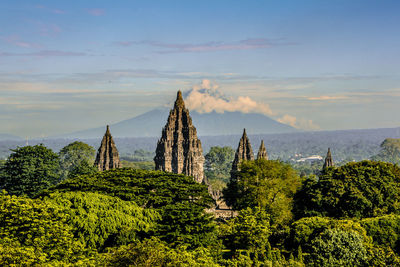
1, 127, 400, 163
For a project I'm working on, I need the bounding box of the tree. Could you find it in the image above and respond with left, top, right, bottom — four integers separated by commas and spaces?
103, 237, 218, 267
59, 141, 96, 179
67, 159, 97, 178
220, 207, 271, 263
293, 160, 400, 219
38, 168, 216, 249
43, 191, 160, 251
205, 146, 235, 184
0, 145, 60, 197
0, 192, 88, 265
372, 138, 400, 164
308, 228, 368, 266
224, 159, 301, 227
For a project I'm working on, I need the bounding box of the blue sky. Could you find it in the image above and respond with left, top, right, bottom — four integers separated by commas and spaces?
0, 0, 399, 137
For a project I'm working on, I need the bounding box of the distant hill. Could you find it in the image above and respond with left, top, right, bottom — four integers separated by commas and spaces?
56, 108, 297, 139
0, 134, 22, 141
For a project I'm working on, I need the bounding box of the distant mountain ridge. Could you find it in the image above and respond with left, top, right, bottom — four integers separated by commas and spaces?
56, 108, 297, 139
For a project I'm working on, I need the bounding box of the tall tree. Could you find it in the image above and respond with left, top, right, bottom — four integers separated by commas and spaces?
224, 159, 301, 227
59, 141, 96, 179
204, 146, 235, 183
0, 145, 59, 197
372, 138, 400, 164
293, 160, 400, 219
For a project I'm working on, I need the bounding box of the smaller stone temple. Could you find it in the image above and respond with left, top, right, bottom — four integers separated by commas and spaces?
257, 140, 268, 160
154, 91, 205, 183
322, 148, 334, 170
231, 129, 254, 176
94, 125, 121, 171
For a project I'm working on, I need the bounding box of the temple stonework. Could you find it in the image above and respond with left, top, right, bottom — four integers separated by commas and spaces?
231, 129, 254, 176
94, 125, 121, 171
257, 140, 268, 160
323, 148, 334, 170
154, 91, 205, 183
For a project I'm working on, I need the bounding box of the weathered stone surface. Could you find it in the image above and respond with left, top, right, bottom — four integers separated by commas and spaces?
257, 140, 268, 160
94, 125, 121, 171
154, 91, 205, 183
323, 148, 334, 170
231, 129, 254, 176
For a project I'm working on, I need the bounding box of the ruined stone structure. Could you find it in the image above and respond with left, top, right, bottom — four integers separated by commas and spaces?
231, 129, 254, 176
94, 125, 121, 171
154, 91, 205, 183
257, 140, 268, 160
323, 148, 334, 170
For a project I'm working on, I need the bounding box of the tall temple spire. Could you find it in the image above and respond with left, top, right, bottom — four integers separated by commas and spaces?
94, 125, 121, 171
257, 140, 268, 160
323, 148, 334, 170
231, 129, 254, 176
154, 90, 205, 183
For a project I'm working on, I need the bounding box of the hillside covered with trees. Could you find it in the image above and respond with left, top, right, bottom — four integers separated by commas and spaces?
1, 141, 400, 266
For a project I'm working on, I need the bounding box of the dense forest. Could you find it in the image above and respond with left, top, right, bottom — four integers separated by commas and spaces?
0, 138, 400, 266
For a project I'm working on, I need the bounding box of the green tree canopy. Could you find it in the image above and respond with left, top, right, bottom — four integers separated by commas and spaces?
39, 168, 216, 248
205, 146, 235, 183
58, 141, 96, 179
43, 191, 160, 251
0, 192, 88, 265
224, 159, 301, 227
0, 144, 60, 197
293, 160, 400, 219
372, 138, 400, 164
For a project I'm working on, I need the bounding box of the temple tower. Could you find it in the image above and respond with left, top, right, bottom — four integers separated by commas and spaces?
154, 91, 205, 183
231, 129, 254, 176
94, 125, 121, 171
257, 140, 268, 160
323, 148, 334, 170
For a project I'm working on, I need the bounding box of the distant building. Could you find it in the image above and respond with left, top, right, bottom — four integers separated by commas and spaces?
257, 140, 268, 160
323, 148, 334, 169
231, 129, 254, 177
154, 91, 205, 183
94, 125, 121, 171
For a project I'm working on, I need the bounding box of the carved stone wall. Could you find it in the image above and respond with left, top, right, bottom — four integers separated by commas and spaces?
154, 91, 205, 183
257, 140, 268, 160
94, 125, 121, 171
231, 129, 254, 176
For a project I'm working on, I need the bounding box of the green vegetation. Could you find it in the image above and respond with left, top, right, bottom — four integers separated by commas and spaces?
58, 141, 96, 179
0, 145, 60, 197
2, 142, 400, 265
224, 159, 301, 227
372, 138, 400, 164
121, 160, 155, 170
293, 160, 400, 219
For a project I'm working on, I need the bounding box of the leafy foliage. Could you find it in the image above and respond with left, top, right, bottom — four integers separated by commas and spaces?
58, 141, 96, 179
0, 192, 87, 265
0, 145, 60, 197
308, 228, 368, 266
103, 237, 219, 267
361, 214, 400, 252
372, 138, 400, 164
224, 159, 301, 227
43, 191, 160, 251
293, 160, 400, 219
205, 146, 235, 183
220, 207, 271, 262
67, 159, 98, 178
40, 168, 216, 248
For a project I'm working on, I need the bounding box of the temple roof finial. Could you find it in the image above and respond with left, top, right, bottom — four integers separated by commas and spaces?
174, 90, 185, 108
257, 140, 268, 160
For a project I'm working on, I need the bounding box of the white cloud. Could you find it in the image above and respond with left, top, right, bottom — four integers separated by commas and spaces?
184, 79, 274, 116
278, 114, 320, 130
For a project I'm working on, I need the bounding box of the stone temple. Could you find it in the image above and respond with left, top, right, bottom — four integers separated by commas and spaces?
257, 140, 268, 160
323, 148, 334, 170
231, 129, 254, 176
154, 91, 205, 183
94, 125, 121, 171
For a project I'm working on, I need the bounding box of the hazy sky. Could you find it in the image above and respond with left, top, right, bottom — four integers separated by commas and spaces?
1, 0, 399, 137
